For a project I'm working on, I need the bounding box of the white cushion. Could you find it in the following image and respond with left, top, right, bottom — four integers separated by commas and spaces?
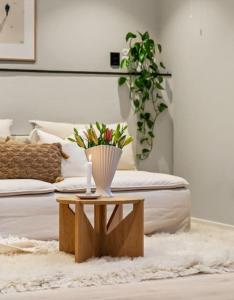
0, 119, 13, 137
29, 120, 136, 170
54, 170, 189, 192
29, 120, 81, 139
30, 129, 87, 177
61, 143, 87, 177
0, 179, 54, 197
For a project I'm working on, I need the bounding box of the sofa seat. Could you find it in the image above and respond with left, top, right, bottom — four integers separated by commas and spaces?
54, 171, 189, 193
0, 171, 191, 239
0, 179, 54, 197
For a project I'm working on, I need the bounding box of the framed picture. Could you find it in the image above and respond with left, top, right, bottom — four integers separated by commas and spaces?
0, 0, 35, 61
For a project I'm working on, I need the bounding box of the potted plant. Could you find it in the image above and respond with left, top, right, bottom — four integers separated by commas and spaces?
69, 122, 134, 197
119, 31, 168, 160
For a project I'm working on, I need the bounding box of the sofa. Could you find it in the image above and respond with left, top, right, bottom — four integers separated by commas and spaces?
0, 119, 191, 240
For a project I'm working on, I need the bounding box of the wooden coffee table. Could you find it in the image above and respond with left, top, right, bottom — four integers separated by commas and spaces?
56, 196, 144, 263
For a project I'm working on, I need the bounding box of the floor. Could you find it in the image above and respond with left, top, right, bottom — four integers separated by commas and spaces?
2, 273, 234, 300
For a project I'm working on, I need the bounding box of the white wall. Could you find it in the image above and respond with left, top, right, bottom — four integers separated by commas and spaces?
0, 0, 173, 173
1, 0, 161, 70
159, 0, 234, 225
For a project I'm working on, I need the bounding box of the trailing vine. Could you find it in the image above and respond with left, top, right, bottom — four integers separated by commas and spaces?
118, 31, 168, 160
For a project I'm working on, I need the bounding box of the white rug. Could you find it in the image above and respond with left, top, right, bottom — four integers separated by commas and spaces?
1, 222, 234, 294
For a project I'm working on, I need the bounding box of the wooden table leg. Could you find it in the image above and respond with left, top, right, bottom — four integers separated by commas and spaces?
59, 203, 75, 254
107, 204, 123, 234
94, 205, 107, 257
105, 201, 144, 257
75, 203, 95, 263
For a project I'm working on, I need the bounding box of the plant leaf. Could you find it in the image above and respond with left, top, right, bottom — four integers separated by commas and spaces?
155, 82, 164, 90
142, 31, 149, 41
143, 148, 150, 154
120, 58, 128, 69
140, 137, 148, 144
144, 112, 151, 120
124, 136, 134, 147
137, 121, 143, 130
133, 99, 140, 108
147, 119, 154, 129
118, 77, 127, 86
158, 103, 168, 113
67, 137, 75, 142
126, 32, 137, 42
157, 44, 162, 53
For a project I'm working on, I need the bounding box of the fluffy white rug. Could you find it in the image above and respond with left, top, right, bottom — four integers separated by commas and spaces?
1, 222, 234, 294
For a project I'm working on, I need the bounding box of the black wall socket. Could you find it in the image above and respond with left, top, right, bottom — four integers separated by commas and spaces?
110, 52, 120, 67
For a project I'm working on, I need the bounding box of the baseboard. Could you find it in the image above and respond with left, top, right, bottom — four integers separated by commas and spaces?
192, 217, 234, 231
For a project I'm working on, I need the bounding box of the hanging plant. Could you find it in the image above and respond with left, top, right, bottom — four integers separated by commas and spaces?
118, 31, 168, 160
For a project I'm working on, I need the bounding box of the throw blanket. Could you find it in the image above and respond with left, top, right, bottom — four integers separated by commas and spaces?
0, 237, 54, 255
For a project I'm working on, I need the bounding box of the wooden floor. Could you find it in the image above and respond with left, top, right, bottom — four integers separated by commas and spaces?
2, 273, 234, 300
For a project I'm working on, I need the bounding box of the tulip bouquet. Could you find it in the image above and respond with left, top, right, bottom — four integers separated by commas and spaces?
68, 122, 134, 149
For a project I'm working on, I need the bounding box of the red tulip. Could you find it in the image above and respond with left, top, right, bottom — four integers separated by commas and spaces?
104, 128, 113, 142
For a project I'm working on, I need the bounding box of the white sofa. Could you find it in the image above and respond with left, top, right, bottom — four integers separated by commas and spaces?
0, 120, 191, 240
0, 171, 191, 240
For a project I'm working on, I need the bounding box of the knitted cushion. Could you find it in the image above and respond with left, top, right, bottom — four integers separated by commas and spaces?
0, 143, 65, 183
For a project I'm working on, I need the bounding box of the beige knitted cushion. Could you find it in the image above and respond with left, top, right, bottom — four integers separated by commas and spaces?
0, 143, 65, 183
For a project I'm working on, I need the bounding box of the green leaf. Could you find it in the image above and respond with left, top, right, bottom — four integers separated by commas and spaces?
67, 137, 76, 142
140, 137, 148, 144
147, 119, 154, 129
158, 103, 168, 113
143, 148, 150, 154
148, 131, 155, 138
96, 121, 102, 133
133, 99, 140, 108
160, 62, 166, 69
124, 136, 134, 147
142, 31, 149, 41
74, 128, 79, 136
145, 80, 152, 89
157, 44, 162, 53
137, 121, 143, 130
126, 32, 137, 42
144, 112, 150, 120
120, 58, 128, 69
155, 82, 164, 90
118, 77, 127, 86
135, 78, 144, 89
158, 76, 163, 84
143, 91, 150, 102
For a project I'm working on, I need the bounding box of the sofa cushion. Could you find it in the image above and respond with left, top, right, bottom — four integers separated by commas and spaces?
30, 129, 87, 177
0, 179, 54, 197
0, 119, 12, 138
0, 143, 65, 183
29, 120, 136, 171
54, 170, 189, 192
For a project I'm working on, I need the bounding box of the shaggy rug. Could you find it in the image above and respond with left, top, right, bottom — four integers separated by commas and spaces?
1, 222, 234, 294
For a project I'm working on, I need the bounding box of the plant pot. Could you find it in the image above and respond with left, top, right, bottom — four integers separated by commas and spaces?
85, 145, 122, 197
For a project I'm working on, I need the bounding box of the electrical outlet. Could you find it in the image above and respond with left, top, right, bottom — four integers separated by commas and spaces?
110, 52, 120, 67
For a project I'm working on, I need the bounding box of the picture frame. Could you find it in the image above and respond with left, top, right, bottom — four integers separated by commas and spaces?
0, 0, 36, 62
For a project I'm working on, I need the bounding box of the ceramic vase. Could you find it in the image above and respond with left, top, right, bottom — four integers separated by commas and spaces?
85, 145, 122, 197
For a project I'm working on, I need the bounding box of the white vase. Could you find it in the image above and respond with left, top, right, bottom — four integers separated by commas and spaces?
85, 145, 122, 197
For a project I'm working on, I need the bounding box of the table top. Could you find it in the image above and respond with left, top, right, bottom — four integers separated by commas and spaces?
56, 196, 144, 205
